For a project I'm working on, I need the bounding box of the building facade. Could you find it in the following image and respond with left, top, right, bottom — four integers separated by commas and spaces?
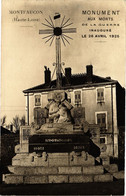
23, 65, 125, 158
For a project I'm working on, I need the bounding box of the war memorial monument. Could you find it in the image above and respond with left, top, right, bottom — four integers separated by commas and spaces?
3, 13, 124, 184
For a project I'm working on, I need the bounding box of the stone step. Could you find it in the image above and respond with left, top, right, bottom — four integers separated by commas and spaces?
3, 173, 113, 184
12, 152, 95, 167
113, 171, 124, 179
8, 165, 104, 175
103, 164, 118, 173
8, 166, 58, 175
83, 165, 103, 175
94, 174, 113, 182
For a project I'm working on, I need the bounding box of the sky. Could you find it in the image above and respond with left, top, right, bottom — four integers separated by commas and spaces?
1, 0, 125, 125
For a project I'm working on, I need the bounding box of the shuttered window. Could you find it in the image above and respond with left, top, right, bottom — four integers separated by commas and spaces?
74, 91, 81, 103
34, 107, 46, 125
97, 113, 106, 129
97, 88, 104, 102
35, 95, 41, 106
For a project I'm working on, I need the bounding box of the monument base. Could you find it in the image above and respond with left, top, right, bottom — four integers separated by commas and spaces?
2, 125, 123, 184
2, 151, 123, 184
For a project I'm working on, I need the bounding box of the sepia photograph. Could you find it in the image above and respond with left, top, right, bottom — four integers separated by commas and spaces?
1, 0, 125, 195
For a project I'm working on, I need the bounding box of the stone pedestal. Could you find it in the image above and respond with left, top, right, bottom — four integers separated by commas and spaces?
2, 125, 122, 184
3, 150, 123, 184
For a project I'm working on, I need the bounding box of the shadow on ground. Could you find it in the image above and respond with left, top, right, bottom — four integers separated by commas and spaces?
0, 180, 124, 195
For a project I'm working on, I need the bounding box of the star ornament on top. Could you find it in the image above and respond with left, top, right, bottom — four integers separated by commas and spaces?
39, 13, 76, 89
39, 13, 76, 46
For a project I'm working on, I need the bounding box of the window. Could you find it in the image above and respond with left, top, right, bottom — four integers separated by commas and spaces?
35, 95, 41, 106
34, 107, 46, 125
100, 137, 105, 144
74, 91, 81, 104
97, 88, 104, 102
97, 113, 106, 129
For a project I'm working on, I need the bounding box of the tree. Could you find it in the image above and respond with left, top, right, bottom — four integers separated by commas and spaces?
12, 115, 26, 133
12, 115, 20, 133
20, 115, 25, 126
0, 115, 6, 127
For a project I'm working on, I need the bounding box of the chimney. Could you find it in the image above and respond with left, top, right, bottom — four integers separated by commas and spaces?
106, 76, 111, 79
44, 66, 51, 86
65, 67, 71, 85
86, 65, 93, 83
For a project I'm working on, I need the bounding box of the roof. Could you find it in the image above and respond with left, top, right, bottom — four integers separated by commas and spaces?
23, 73, 118, 94
0, 126, 14, 135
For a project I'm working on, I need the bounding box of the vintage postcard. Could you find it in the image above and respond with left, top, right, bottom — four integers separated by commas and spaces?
1, 0, 125, 195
